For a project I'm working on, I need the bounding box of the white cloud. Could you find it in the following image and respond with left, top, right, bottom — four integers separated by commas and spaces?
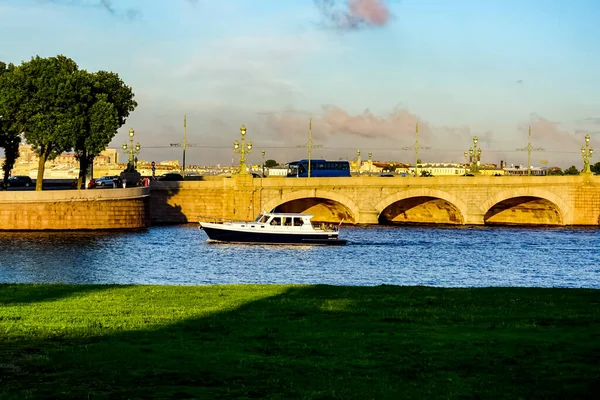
172, 32, 348, 103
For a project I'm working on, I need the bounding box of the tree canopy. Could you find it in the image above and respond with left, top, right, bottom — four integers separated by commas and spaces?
0, 61, 21, 190
563, 165, 580, 175
0, 55, 137, 190
546, 168, 564, 176
5, 55, 85, 189
72, 70, 137, 188
264, 159, 278, 168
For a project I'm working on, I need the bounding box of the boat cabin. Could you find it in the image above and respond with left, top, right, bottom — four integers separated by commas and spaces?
252, 212, 339, 232
255, 212, 312, 227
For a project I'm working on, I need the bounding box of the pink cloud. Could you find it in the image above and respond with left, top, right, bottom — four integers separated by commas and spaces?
315, 0, 392, 30
521, 115, 579, 150
348, 0, 390, 26
263, 106, 428, 142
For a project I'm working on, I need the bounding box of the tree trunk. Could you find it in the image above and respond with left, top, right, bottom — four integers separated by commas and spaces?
77, 153, 89, 190
35, 147, 50, 191
1, 170, 7, 191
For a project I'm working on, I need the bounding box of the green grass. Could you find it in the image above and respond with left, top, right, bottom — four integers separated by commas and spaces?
0, 284, 599, 399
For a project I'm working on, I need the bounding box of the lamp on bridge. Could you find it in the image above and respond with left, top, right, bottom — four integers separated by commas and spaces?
261, 150, 265, 177
368, 152, 372, 176
122, 128, 141, 170
581, 134, 594, 174
463, 151, 469, 175
469, 136, 481, 173
233, 125, 252, 174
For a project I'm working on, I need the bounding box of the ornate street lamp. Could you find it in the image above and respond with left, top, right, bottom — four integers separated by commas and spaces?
581, 134, 594, 174
122, 128, 141, 169
402, 123, 430, 177
261, 150, 265, 177
469, 136, 482, 173
463, 151, 469, 175
233, 125, 252, 174
368, 152, 372, 176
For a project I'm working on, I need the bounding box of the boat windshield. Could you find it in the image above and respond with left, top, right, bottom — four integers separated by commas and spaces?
256, 214, 269, 223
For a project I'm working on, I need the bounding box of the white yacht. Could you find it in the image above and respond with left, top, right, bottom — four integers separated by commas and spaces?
199, 212, 347, 245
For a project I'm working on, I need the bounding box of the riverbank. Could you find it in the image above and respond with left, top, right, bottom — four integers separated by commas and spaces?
1, 284, 599, 399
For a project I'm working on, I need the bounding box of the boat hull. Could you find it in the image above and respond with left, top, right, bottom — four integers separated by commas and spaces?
201, 225, 346, 245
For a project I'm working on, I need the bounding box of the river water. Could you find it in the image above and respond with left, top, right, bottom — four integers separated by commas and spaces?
0, 225, 598, 288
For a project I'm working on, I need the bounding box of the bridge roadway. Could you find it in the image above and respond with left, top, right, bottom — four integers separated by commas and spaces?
150, 174, 600, 226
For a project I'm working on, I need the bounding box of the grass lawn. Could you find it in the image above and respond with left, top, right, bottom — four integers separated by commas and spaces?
0, 284, 599, 399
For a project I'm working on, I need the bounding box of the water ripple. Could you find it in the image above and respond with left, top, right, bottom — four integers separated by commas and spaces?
0, 225, 598, 288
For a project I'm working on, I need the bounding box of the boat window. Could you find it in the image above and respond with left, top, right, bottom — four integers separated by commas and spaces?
270, 217, 281, 226
257, 215, 268, 223
283, 217, 292, 226
293, 218, 303, 226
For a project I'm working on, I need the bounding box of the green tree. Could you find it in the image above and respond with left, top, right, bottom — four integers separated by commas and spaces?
547, 168, 564, 176
590, 161, 600, 175
0, 61, 21, 190
5, 55, 83, 190
73, 70, 137, 189
563, 165, 580, 175
264, 159, 278, 168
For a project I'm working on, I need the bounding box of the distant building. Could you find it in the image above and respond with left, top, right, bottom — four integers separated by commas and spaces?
5, 145, 122, 178
268, 168, 288, 177
503, 165, 547, 176
407, 163, 465, 176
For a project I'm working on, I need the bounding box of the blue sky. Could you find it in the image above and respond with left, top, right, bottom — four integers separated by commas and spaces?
1, 0, 599, 168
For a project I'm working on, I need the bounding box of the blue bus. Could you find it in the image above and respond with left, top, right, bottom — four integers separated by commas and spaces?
286, 159, 351, 177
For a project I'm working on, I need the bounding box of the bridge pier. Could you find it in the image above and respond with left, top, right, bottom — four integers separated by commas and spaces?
356, 210, 380, 225
464, 213, 485, 225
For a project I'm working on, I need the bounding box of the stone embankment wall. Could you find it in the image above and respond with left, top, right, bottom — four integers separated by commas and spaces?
1, 176, 597, 229
0, 188, 150, 230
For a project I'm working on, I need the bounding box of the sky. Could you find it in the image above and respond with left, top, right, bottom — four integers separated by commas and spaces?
1, 0, 600, 168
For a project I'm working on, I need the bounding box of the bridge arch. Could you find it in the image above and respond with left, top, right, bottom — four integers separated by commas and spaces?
479, 188, 569, 225
262, 189, 360, 223
374, 188, 468, 225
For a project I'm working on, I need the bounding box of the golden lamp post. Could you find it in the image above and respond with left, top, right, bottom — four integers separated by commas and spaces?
233, 125, 252, 174
122, 128, 141, 168
581, 134, 594, 174
468, 136, 481, 173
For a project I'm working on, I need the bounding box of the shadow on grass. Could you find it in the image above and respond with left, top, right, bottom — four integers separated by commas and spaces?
1, 284, 600, 399
0, 284, 115, 306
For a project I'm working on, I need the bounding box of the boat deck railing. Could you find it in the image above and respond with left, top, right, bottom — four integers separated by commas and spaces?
198, 216, 242, 224
312, 223, 340, 232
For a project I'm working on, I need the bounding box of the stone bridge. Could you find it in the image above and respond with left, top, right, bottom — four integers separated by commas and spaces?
150, 174, 600, 226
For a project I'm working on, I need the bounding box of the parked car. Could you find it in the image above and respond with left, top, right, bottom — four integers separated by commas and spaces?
95, 175, 119, 187
158, 173, 184, 181
6, 175, 33, 187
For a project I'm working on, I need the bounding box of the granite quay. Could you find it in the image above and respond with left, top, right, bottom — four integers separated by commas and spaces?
0, 187, 150, 230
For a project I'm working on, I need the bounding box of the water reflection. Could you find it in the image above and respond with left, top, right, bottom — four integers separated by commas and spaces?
0, 225, 598, 288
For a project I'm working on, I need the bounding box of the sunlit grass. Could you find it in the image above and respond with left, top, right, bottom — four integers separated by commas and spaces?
1, 284, 599, 399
